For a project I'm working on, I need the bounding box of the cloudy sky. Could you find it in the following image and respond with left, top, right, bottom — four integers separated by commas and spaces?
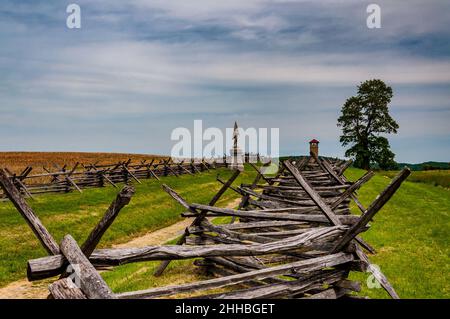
1, 0, 449, 162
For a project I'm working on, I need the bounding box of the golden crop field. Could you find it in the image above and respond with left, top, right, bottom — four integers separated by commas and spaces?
0, 152, 166, 175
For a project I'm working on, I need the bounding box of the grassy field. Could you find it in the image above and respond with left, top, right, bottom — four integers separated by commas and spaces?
103, 168, 450, 299
0, 163, 448, 298
383, 169, 450, 189
346, 168, 449, 298
0, 166, 258, 287
0, 152, 164, 175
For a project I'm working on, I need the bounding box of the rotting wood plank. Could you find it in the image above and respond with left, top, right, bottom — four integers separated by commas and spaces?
60, 235, 115, 299
0, 169, 60, 255
49, 278, 87, 299
153, 169, 241, 276
81, 186, 135, 256
116, 253, 353, 299
27, 226, 346, 279
333, 168, 411, 252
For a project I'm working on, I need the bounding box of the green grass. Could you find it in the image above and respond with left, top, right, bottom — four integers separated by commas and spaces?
346, 168, 450, 299
104, 168, 450, 299
383, 170, 450, 189
0, 167, 257, 287
1, 165, 448, 299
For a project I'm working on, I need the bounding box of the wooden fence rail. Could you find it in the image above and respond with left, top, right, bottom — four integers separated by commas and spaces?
1, 157, 228, 199
0, 150, 410, 299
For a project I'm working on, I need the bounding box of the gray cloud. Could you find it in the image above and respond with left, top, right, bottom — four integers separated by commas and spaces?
0, 0, 449, 162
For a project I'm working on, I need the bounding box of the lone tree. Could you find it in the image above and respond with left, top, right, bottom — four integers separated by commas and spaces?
337, 79, 399, 170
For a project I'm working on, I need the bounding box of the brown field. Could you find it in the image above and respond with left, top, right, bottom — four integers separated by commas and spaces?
0, 152, 166, 175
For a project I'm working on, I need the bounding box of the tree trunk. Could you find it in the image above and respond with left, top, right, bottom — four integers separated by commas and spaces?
361, 139, 371, 170
362, 158, 370, 170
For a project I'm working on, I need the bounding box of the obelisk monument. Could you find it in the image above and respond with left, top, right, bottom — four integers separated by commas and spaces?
230, 121, 244, 171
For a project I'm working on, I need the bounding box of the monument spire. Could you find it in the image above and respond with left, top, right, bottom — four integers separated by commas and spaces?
230, 121, 244, 171
233, 121, 239, 149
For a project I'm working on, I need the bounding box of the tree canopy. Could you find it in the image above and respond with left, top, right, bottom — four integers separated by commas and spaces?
337, 79, 399, 170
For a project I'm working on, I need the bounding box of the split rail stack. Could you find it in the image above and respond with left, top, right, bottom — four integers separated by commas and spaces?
1, 158, 225, 199
0, 153, 410, 299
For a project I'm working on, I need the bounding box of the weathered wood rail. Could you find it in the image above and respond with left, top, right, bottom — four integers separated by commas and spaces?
1, 157, 227, 199
0, 151, 410, 299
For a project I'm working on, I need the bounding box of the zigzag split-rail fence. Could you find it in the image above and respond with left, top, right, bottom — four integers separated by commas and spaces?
0, 157, 231, 200
0, 152, 410, 299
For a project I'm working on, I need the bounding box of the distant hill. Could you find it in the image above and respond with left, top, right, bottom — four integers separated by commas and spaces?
279, 156, 450, 171
396, 161, 450, 171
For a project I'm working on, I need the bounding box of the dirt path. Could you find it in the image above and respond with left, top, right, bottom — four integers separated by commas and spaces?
0, 198, 241, 299
113, 218, 194, 249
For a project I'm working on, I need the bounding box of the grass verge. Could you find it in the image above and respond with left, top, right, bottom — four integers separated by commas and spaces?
1, 166, 448, 299
0, 166, 257, 287
346, 168, 449, 298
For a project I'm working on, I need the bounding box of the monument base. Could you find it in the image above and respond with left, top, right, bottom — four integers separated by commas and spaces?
229, 148, 244, 171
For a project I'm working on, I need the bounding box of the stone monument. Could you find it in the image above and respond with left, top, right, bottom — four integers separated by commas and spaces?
229, 121, 244, 171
